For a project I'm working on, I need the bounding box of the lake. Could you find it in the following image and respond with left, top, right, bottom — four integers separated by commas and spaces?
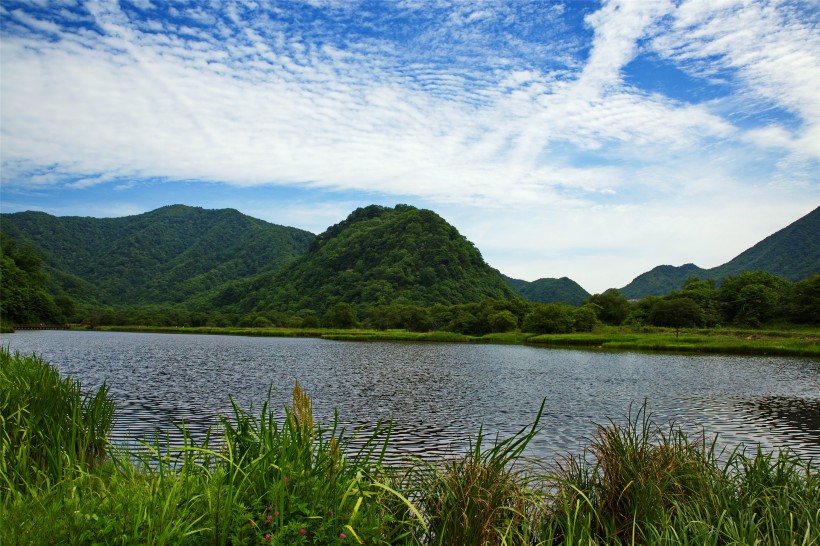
3, 330, 819, 463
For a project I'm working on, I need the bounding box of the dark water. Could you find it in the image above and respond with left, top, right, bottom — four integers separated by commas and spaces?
3, 330, 819, 463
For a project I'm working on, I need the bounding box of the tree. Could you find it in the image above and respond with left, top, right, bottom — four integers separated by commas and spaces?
488, 310, 517, 333
522, 304, 575, 334
572, 304, 599, 332
323, 302, 358, 329
648, 297, 703, 337
584, 289, 631, 325
625, 296, 661, 326
789, 275, 820, 324
679, 278, 720, 326
718, 271, 790, 326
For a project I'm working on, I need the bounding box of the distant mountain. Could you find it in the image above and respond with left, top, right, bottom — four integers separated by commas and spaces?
619, 264, 709, 299
207, 204, 519, 313
0, 205, 315, 306
503, 275, 590, 306
620, 206, 820, 299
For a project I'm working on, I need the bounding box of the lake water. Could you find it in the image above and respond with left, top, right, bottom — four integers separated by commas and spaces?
3, 330, 819, 463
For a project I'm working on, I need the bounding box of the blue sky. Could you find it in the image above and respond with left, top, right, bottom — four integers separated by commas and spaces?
1, 0, 818, 293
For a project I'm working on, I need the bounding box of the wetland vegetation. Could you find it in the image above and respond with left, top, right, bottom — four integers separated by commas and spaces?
2, 348, 817, 545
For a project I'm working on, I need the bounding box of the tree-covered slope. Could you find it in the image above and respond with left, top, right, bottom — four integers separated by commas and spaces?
619, 207, 819, 299
712, 206, 820, 280
0, 233, 67, 324
503, 275, 590, 305
619, 264, 709, 299
208, 204, 519, 313
0, 205, 315, 306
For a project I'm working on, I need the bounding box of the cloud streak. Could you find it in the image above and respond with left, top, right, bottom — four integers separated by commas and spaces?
1, 0, 817, 292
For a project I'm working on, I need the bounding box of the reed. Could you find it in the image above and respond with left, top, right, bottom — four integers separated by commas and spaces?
0, 347, 115, 493
404, 401, 545, 546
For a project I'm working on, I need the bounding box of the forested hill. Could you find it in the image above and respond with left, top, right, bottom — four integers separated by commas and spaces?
620, 206, 820, 299
204, 204, 519, 313
0, 205, 315, 306
503, 275, 590, 305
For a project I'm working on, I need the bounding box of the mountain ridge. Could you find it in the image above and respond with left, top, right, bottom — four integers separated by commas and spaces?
0, 205, 315, 306
502, 275, 591, 305
619, 206, 819, 299
2, 203, 815, 314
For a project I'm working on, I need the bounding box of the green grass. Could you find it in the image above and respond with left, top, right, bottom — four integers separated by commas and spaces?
3, 349, 817, 545
0, 348, 115, 494
91, 324, 820, 357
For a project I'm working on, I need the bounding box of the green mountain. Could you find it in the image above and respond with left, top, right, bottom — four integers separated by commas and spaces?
714, 206, 820, 280
207, 204, 519, 313
619, 264, 709, 299
0, 205, 315, 306
620, 206, 820, 299
502, 275, 590, 305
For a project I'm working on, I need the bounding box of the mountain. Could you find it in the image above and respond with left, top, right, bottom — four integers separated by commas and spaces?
619, 264, 709, 299
714, 206, 820, 280
620, 206, 820, 299
0, 205, 315, 306
207, 204, 519, 313
503, 275, 590, 305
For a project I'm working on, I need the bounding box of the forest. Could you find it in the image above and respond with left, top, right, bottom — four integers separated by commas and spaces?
1, 204, 818, 333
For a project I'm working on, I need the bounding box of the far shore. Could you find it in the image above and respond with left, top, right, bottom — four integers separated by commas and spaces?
39, 324, 820, 358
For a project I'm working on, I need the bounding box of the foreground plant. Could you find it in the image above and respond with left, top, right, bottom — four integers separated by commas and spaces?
543, 403, 818, 545
0, 347, 115, 494
207, 380, 418, 545
404, 401, 545, 546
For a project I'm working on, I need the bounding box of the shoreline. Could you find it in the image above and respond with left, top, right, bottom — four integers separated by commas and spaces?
41, 324, 820, 358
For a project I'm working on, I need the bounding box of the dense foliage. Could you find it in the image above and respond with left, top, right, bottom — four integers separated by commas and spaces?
502, 275, 590, 305
0, 234, 69, 324
204, 205, 519, 314
620, 206, 819, 299
623, 272, 820, 329
2, 203, 817, 331
0, 205, 315, 307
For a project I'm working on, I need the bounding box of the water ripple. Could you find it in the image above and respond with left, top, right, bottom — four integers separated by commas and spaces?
2, 330, 818, 463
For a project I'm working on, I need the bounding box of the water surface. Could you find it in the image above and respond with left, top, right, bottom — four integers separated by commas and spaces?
3, 330, 818, 463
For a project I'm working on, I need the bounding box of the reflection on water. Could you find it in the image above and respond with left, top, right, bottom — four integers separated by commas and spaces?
2, 330, 818, 463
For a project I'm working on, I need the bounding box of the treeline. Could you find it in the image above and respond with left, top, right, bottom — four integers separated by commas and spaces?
76, 298, 597, 336
602, 271, 820, 330
73, 270, 819, 333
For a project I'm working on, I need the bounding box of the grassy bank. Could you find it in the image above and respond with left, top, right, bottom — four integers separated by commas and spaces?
90, 324, 820, 357
2, 348, 817, 545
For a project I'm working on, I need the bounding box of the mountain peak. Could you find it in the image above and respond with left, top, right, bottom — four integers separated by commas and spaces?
239, 204, 517, 312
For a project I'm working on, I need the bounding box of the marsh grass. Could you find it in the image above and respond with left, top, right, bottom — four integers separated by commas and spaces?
0, 347, 115, 494
544, 403, 719, 543
542, 403, 819, 545
404, 401, 545, 546
102, 324, 819, 356
1, 349, 817, 545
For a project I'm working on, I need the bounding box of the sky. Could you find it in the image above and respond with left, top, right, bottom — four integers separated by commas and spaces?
1, 0, 818, 294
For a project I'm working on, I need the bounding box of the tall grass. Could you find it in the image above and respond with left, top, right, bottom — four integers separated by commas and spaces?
1, 349, 817, 545
541, 403, 818, 545
0, 347, 115, 493
403, 401, 545, 546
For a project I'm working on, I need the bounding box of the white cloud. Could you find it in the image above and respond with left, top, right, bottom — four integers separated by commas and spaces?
1, 1, 817, 292
652, 0, 820, 158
